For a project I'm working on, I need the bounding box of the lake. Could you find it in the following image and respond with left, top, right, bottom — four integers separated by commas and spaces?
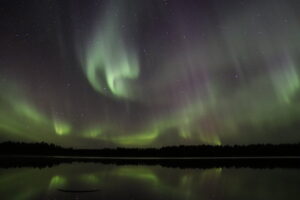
0, 161, 299, 200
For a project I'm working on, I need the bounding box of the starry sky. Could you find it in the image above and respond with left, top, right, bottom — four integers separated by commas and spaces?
1, 0, 300, 148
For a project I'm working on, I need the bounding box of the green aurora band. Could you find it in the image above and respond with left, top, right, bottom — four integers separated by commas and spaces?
1, 0, 300, 147
84, 2, 139, 100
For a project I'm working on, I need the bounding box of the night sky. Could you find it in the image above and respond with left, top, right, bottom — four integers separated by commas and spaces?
1, 0, 300, 148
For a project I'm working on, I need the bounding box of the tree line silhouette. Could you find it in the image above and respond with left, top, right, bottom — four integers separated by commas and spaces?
1, 141, 300, 157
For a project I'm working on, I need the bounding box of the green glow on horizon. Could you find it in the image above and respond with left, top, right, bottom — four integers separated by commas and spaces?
112, 129, 159, 146
199, 134, 222, 146
83, 127, 102, 138
53, 119, 71, 136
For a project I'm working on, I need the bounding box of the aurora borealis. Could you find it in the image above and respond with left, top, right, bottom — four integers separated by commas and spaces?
1, 0, 300, 148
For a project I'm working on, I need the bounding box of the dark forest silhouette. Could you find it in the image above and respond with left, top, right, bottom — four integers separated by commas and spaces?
1, 141, 300, 157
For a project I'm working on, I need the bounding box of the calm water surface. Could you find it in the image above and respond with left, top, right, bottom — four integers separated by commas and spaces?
0, 163, 299, 200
